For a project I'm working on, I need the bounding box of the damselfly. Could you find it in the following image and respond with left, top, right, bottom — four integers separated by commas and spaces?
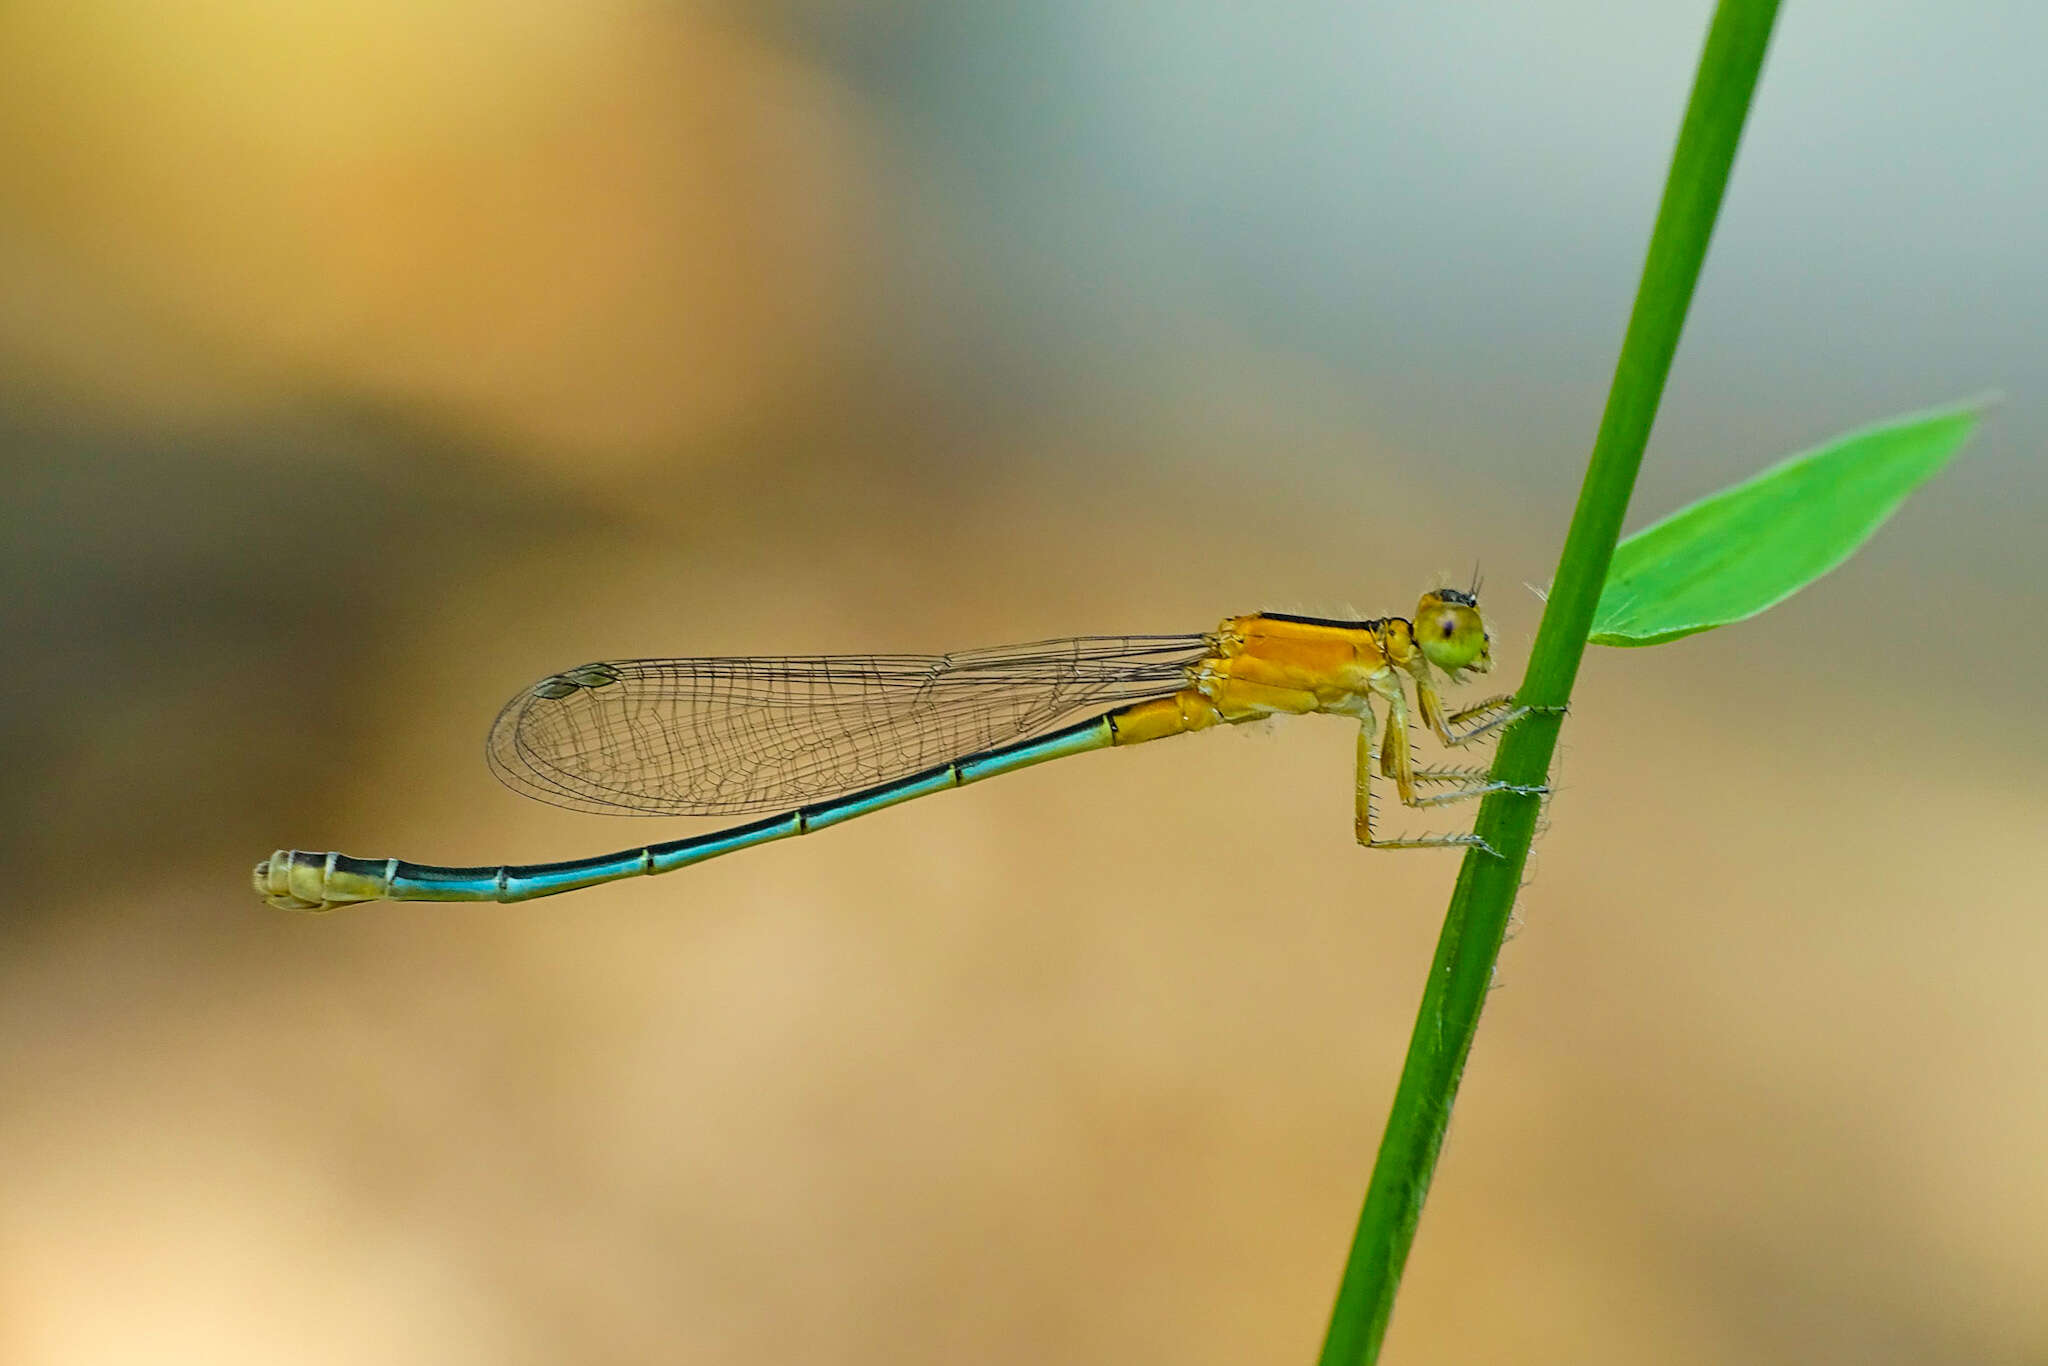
255, 587, 1544, 911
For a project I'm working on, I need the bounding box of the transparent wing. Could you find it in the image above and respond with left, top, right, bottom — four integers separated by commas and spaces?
485, 634, 1210, 815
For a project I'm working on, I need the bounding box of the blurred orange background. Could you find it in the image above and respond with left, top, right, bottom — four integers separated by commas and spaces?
3, 3, 2045, 1362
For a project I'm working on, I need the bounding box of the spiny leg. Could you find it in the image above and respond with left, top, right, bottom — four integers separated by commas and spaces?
1405, 764, 1550, 809
1448, 693, 1516, 726
1355, 674, 1555, 849
1379, 739, 1548, 808
1412, 670, 1514, 748
1436, 694, 1569, 747
1355, 712, 1492, 853
1377, 691, 1547, 807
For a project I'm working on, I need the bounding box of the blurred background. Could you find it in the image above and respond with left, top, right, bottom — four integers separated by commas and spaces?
3, 2, 2044, 1362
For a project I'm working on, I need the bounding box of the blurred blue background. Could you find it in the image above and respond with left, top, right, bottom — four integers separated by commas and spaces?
3, 3, 2043, 1361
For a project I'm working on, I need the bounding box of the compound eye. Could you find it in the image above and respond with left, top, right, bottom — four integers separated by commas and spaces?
1417, 601, 1487, 672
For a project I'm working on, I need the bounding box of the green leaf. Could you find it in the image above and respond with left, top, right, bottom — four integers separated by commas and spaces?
1589, 396, 1992, 647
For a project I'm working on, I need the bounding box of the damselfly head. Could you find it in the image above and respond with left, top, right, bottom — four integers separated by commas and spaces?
1415, 587, 1493, 679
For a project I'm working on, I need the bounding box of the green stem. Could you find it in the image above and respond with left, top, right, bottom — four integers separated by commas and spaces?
1315, 3, 1782, 1362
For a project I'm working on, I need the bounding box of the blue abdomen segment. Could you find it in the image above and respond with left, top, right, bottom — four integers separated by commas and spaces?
647, 812, 803, 872
957, 718, 1118, 782
802, 768, 961, 831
